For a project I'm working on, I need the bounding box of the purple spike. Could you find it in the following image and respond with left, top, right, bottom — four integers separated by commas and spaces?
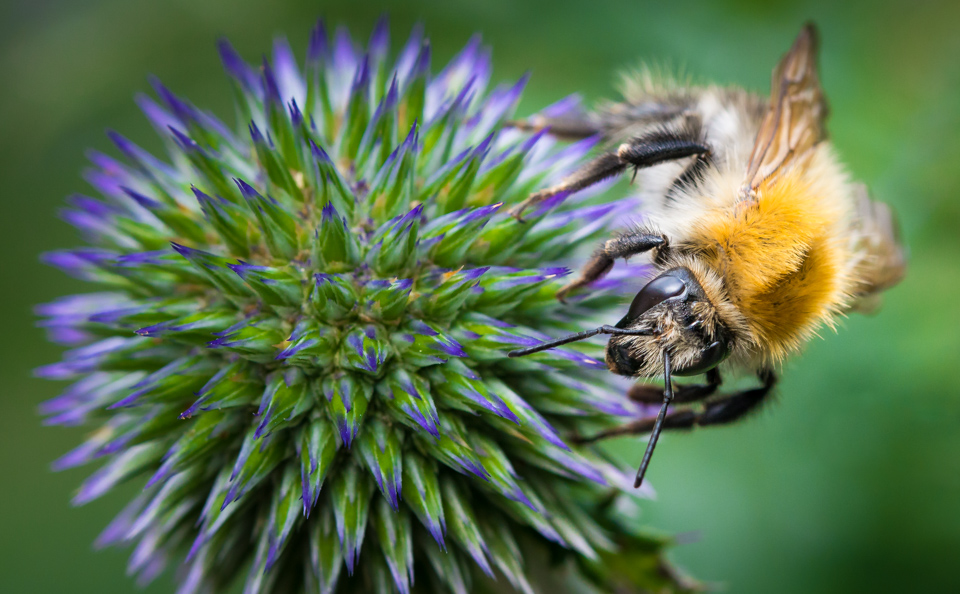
51, 441, 100, 471
393, 202, 424, 231
400, 403, 440, 438
66, 194, 118, 217
320, 201, 339, 222
400, 118, 419, 149
460, 203, 502, 229
394, 22, 424, 80
114, 250, 169, 267
364, 346, 378, 372
190, 185, 217, 208
288, 99, 304, 128
409, 320, 438, 336
120, 186, 162, 210
542, 93, 585, 119
248, 121, 266, 145
309, 139, 332, 163
350, 54, 371, 96
149, 76, 200, 124
135, 93, 180, 135
307, 19, 329, 63
272, 37, 305, 106
528, 134, 602, 180
539, 201, 619, 231
86, 148, 125, 173
559, 454, 607, 485
346, 332, 365, 356
336, 419, 355, 449
83, 168, 125, 199
368, 16, 389, 60
453, 454, 490, 481
458, 266, 490, 282
440, 34, 481, 81
167, 126, 200, 153
275, 338, 317, 360
61, 209, 110, 235
185, 533, 206, 563
530, 190, 570, 217
432, 336, 467, 358
333, 26, 357, 74
107, 130, 175, 177
233, 177, 261, 200
520, 126, 550, 154
226, 260, 265, 280
95, 497, 145, 549
501, 72, 530, 106
385, 75, 399, 108
217, 38, 260, 94
411, 41, 431, 79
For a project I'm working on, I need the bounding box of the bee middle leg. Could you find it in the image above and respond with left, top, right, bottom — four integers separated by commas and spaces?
509, 130, 710, 221
574, 369, 776, 444
556, 230, 667, 301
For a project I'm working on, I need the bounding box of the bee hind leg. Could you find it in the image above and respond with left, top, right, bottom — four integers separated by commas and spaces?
573, 369, 776, 444
556, 230, 667, 301
504, 113, 603, 141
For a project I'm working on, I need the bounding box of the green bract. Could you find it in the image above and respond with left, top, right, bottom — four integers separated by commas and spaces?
38, 19, 694, 594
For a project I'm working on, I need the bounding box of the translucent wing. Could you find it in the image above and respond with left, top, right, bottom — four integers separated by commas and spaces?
742, 24, 828, 196
847, 185, 907, 313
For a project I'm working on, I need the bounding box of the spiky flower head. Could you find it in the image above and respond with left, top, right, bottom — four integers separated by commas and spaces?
38, 19, 693, 594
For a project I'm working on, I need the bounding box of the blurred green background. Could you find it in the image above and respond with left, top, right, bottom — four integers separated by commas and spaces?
2, 0, 958, 592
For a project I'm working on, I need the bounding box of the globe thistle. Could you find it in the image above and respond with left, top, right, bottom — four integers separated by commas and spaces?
37, 19, 695, 594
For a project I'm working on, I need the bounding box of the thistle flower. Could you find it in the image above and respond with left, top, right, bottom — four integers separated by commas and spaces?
38, 19, 694, 594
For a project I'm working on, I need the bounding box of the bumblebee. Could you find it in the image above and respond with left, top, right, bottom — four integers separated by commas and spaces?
508, 24, 906, 487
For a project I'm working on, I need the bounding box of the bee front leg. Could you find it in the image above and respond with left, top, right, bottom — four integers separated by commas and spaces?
555, 231, 667, 301
628, 368, 722, 404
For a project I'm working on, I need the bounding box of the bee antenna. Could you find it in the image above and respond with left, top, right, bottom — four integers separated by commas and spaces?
634, 349, 673, 488
507, 325, 653, 358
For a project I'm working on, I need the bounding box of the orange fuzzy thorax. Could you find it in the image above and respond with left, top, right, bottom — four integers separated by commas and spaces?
687, 166, 850, 362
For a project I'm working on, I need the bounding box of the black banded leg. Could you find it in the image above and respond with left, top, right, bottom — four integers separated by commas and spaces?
628, 368, 722, 405
510, 152, 627, 222
509, 130, 710, 221
574, 370, 776, 444
556, 231, 666, 301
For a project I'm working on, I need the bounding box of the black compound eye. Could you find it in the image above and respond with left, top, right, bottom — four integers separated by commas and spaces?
626, 274, 686, 320
674, 340, 730, 377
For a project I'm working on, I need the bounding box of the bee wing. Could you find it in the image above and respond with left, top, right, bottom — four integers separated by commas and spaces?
848, 185, 907, 312
742, 24, 828, 195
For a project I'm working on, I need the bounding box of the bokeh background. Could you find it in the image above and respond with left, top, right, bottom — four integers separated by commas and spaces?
2, 0, 958, 592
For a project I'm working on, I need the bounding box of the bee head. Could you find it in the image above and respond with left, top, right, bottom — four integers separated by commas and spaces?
605, 267, 732, 378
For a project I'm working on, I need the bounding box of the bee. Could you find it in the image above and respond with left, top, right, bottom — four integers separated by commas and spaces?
507, 24, 906, 487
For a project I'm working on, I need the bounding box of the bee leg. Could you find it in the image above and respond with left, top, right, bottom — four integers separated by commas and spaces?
509, 152, 627, 222
688, 368, 777, 428
555, 231, 667, 301
509, 131, 710, 221
504, 114, 602, 140
628, 368, 722, 404
573, 369, 775, 443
